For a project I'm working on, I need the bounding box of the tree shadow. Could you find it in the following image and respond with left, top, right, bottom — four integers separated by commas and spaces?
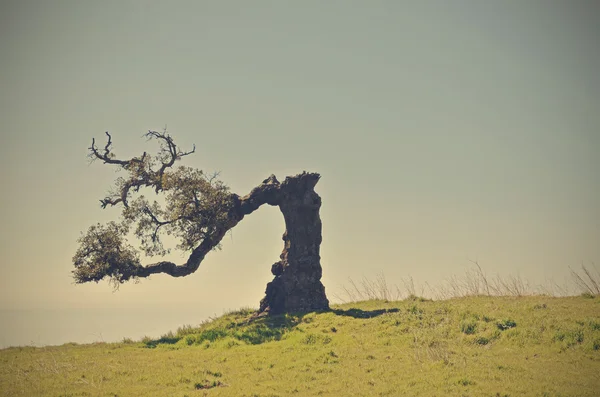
331, 307, 400, 319
141, 311, 307, 348
236, 313, 306, 344
141, 307, 400, 348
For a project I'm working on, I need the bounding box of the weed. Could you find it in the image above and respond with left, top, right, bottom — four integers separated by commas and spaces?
407, 305, 424, 315
497, 319, 517, 331
570, 263, 600, 296
553, 328, 585, 348
304, 334, 318, 345
589, 320, 600, 331
335, 272, 402, 302
461, 320, 478, 335
176, 324, 197, 336
194, 380, 223, 390
457, 377, 475, 386
407, 294, 430, 302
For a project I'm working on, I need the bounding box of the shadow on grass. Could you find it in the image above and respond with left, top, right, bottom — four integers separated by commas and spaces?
142, 307, 399, 348
331, 307, 400, 319
236, 313, 306, 345
142, 311, 306, 348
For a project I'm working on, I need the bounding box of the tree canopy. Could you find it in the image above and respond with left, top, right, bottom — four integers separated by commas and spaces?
73, 130, 240, 286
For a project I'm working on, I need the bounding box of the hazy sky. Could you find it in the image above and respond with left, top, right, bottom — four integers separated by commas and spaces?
1, 0, 599, 318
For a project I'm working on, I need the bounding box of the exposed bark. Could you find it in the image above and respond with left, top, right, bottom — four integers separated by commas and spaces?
258, 173, 329, 314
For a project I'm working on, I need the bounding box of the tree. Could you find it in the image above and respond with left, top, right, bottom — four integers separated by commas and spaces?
73, 130, 329, 315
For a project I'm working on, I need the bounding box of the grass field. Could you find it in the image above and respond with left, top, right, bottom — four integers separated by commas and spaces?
1, 294, 599, 396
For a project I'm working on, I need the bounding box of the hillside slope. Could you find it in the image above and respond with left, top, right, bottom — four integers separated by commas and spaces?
1, 296, 599, 396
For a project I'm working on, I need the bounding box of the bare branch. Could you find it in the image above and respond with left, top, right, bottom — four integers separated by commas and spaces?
143, 129, 196, 193
100, 197, 123, 209
89, 131, 147, 167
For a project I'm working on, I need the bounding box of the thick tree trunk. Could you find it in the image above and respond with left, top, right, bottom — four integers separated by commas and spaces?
258, 173, 329, 315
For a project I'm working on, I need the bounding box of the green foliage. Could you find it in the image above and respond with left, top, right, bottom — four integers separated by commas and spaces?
72, 222, 141, 285
497, 319, 517, 330
461, 320, 478, 335
589, 320, 600, 331
553, 328, 584, 348
73, 132, 234, 285
475, 336, 490, 345
139, 310, 304, 349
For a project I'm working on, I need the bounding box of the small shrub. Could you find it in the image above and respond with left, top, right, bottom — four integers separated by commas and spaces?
194, 380, 223, 390
553, 328, 585, 347
176, 324, 197, 336
457, 378, 475, 386
140, 336, 152, 343
592, 339, 600, 351
475, 336, 490, 345
407, 305, 423, 315
461, 320, 478, 335
497, 319, 517, 331
588, 320, 600, 331
304, 334, 318, 345
492, 329, 502, 340
407, 294, 429, 302
198, 328, 228, 343
533, 303, 547, 309
581, 292, 595, 299
572, 329, 584, 344
184, 335, 196, 345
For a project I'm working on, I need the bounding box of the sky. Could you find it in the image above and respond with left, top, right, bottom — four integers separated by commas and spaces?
1, 1, 599, 345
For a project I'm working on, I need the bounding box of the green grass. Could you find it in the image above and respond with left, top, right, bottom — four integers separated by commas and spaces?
1, 296, 599, 396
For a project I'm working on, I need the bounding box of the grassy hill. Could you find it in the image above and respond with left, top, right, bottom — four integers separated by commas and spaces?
1, 295, 599, 396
